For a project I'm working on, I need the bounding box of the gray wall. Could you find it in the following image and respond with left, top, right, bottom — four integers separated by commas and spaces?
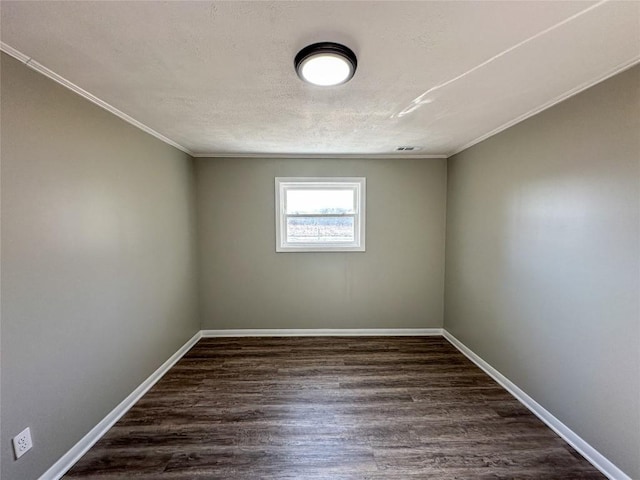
2, 44, 636, 479
444, 66, 639, 478
0, 53, 200, 480
196, 157, 447, 330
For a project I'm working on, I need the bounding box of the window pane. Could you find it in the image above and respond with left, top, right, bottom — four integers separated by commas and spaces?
286, 189, 355, 214
286, 216, 355, 243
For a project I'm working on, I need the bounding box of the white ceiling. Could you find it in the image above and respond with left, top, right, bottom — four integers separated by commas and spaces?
1, 1, 639, 157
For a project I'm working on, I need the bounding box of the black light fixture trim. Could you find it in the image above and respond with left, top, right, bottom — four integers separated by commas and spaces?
294, 42, 358, 85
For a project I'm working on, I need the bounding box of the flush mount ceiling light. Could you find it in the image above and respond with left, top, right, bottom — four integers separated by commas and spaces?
294, 42, 357, 86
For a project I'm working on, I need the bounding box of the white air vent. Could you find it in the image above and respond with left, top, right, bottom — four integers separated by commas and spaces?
395, 146, 422, 151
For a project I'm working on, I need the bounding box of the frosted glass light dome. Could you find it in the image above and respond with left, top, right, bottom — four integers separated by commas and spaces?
295, 43, 357, 87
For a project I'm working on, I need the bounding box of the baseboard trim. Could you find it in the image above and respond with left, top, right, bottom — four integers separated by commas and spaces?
38, 331, 202, 480
38, 328, 629, 480
201, 328, 444, 337
442, 330, 630, 480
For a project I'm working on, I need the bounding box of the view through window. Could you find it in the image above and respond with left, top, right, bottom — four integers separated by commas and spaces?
275, 178, 366, 252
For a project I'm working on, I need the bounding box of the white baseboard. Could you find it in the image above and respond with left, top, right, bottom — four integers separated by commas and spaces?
442, 330, 630, 480
39, 328, 629, 480
38, 331, 202, 480
201, 328, 444, 337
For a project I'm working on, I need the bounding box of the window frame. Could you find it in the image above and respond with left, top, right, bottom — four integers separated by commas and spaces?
275, 177, 366, 253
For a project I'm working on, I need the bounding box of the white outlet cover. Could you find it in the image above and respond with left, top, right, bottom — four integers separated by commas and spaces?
12, 427, 33, 459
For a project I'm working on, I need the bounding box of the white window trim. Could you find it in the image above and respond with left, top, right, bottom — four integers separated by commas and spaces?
275, 177, 366, 253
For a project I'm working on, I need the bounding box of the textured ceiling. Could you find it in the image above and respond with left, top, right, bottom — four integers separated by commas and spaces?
1, 1, 639, 157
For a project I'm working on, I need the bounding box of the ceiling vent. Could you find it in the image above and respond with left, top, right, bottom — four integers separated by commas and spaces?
395, 146, 422, 152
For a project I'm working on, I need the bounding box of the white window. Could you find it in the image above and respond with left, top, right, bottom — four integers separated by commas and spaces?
275, 177, 366, 252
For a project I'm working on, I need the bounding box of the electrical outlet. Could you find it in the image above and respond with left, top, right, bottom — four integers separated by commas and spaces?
12, 427, 33, 459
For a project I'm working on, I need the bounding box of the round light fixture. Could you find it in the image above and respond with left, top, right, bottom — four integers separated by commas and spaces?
294, 42, 357, 86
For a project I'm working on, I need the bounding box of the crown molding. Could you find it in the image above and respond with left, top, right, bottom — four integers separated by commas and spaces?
1, 43, 446, 161
448, 55, 640, 157
4, 41, 636, 162
0, 42, 30, 63
191, 152, 448, 159
1, 42, 194, 157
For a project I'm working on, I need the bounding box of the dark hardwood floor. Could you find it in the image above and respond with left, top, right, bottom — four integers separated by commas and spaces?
65, 336, 605, 479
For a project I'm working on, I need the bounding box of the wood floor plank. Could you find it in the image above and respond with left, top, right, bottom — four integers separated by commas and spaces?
64, 336, 605, 478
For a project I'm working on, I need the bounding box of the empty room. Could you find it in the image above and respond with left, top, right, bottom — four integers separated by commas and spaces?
1, 1, 638, 479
